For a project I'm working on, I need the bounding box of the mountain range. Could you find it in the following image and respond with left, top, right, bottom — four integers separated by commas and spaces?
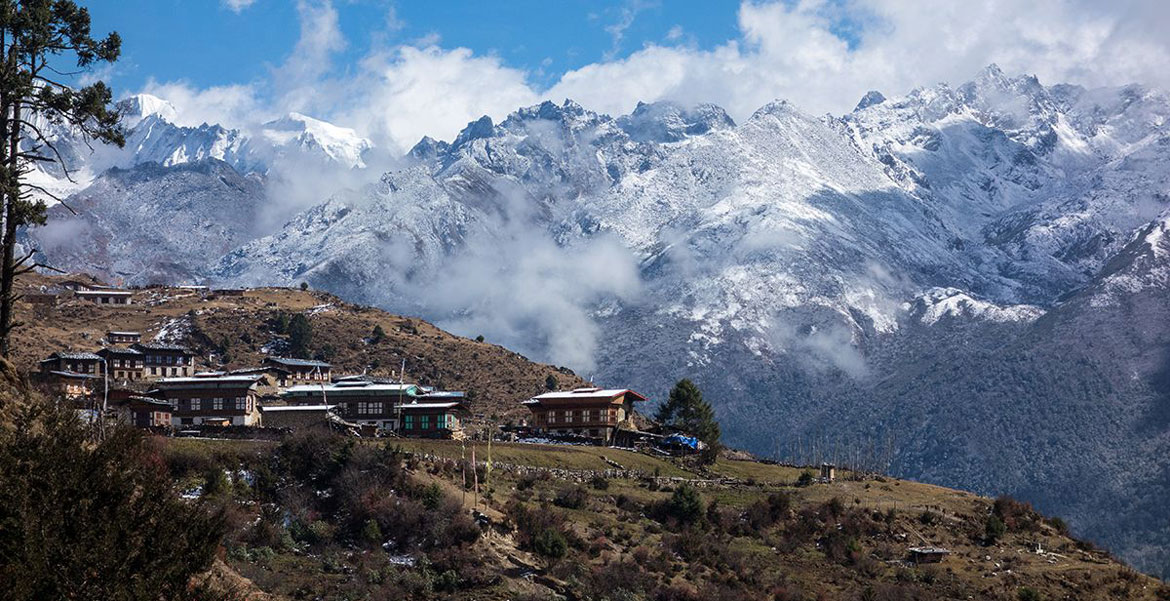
24, 65, 1170, 576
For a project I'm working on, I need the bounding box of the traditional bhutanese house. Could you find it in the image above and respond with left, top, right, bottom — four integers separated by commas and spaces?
154, 374, 266, 426
75, 289, 133, 305
229, 366, 292, 395
132, 342, 197, 379
523, 387, 648, 444
111, 395, 174, 428
214, 288, 247, 297
96, 347, 145, 382
263, 357, 332, 387
399, 395, 468, 439
39, 351, 103, 376
106, 330, 142, 344
260, 404, 343, 430
282, 380, 419, 432
40, 370, 100, 399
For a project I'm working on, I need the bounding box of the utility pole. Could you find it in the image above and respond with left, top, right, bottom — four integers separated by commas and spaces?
100, 357, 109, 440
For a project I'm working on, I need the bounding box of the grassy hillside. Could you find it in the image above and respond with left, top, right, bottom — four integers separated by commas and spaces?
13, 274, 585, 422
164, 435, 1168, 601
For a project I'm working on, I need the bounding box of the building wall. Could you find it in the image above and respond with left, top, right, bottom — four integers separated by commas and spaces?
400, 410, 461, 437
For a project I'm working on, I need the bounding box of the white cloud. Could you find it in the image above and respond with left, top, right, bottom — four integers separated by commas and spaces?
138, 79, 262, 129
142, 0, 1170, 151
222, 0, 257, 14
550, 0, 1170, 120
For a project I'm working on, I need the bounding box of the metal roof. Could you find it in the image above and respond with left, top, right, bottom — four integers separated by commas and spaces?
43, 351, 103, 361
261, 404, 336, 412
421, 391, 466, 399
530, 388, 647, 402
107, 331, 141, 336
98, 347, 142, 355
399, 402, 463, 410
157, 375, 262, 386
283, 383, 418, 396
75, 289, 132, 296
133, 342, 193, 354
265, 357, 332, 368
46, 370, 100, 379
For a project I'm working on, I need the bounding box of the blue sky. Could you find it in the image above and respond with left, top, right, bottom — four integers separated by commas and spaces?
76, 1, 1170, 154
88, 1, 745, 95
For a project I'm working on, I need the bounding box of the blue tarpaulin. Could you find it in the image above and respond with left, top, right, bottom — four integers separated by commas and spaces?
662, 434, 701, 450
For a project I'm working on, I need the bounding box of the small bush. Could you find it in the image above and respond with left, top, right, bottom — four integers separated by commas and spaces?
797, 471, 815, 487
1017, 586, 1042, 601
985, 514, 1007, 544
554, 486, 589, 510
590, 475, 610, 490
663, 484, 704, 525
533, 528, 568, 559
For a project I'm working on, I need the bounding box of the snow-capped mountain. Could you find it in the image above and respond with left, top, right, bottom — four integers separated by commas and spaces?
26, 67, 1170, 576
27, 93, 374, 198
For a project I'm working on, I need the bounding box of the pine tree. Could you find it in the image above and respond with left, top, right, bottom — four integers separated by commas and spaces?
658, 379, 722, 463
0, 1, 125, 356
288, 313, 312, 358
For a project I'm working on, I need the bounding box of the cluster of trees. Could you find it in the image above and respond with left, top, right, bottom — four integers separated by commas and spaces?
0, 403, 226, 600
271, 311, 313, 358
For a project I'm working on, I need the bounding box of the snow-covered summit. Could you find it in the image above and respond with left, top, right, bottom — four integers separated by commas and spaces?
116, 93, 179, 128
256, 112, 373, 169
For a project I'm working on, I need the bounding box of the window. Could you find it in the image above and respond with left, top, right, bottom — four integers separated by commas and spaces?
190, 399, 200, 411
212, 398, 224, 410
236, 398, 246, 410
357, 402, 384, 415
404, 415, 414, 430
420, 415, 430, 430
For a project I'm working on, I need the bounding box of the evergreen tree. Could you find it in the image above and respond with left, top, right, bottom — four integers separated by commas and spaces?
288, 313, 312, 358
371, 324, 385, 343
658, 379, 722, 463
0, 1, 124, 356
0, 402, 227, 599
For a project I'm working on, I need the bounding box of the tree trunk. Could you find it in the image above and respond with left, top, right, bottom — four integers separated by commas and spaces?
0, 97, 20, 357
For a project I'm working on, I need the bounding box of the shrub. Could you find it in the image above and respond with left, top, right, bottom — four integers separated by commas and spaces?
985, 514, 1007, 544
590, 474, 610, 490
533, 528, 568, 559
797, 470, 815, 487
664, 483, 704, 525
554, 485, 589, 510
361, 519, 383, 546
1017, 586, 1042, 601
0, 403, 226, 600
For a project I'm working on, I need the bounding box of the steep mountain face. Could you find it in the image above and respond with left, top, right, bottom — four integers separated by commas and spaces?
32, 160, 266, 284
23, 69, 1170, 575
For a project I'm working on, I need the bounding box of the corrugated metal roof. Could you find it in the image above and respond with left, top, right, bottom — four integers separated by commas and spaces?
265, 357, 332, 368
399, 402, 462, 410
43, 351, 103, 361
46, 370, 100, 379
133, 342, 193, 353
531, 388, 647, 402
157, 375, 262, 386
283, 383, 418, 396
261, 405, 336, 412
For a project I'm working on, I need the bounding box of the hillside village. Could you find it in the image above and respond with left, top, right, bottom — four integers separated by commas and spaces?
23, 274, 684, 451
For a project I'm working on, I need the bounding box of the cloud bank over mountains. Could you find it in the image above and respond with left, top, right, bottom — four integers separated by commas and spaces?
151, 0, 1170, 154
